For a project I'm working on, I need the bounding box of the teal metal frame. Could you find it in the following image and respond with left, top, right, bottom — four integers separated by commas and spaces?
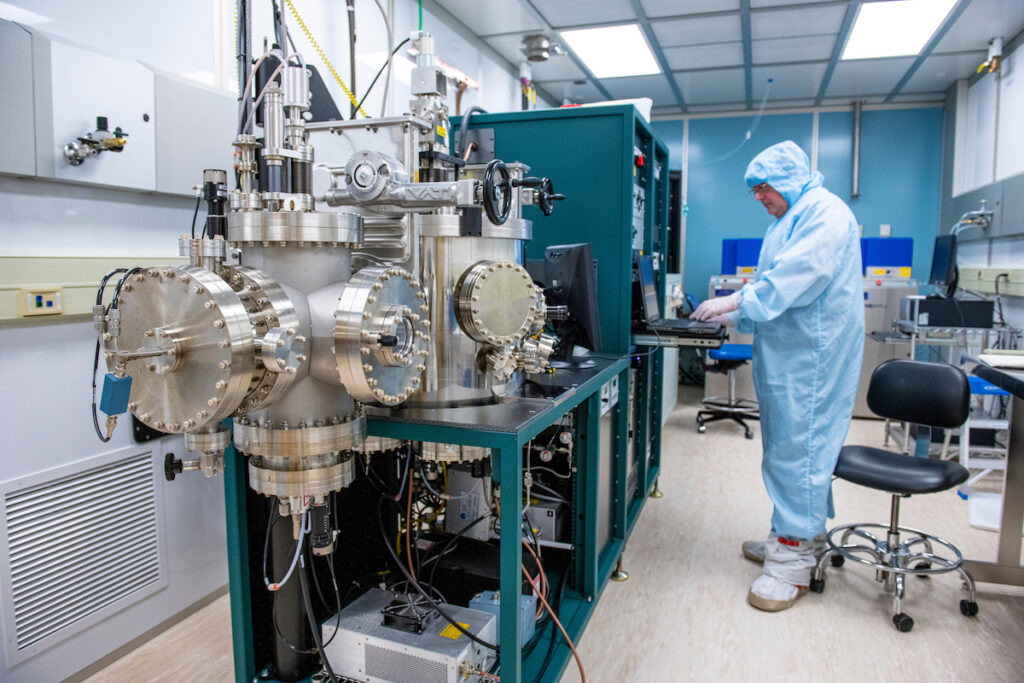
366, 357, 626, 681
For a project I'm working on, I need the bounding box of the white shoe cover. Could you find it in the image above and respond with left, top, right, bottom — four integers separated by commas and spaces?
747, 574, 807, 612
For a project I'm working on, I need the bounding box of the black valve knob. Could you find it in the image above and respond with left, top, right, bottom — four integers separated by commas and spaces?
378, 334, 399, 347
537, 178, 565, 217
164, 453, 183, 481
482, 159, 512, 225
96, 116, 109, 131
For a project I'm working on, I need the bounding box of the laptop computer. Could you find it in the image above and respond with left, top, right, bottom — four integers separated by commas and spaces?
633, 255, 723, 338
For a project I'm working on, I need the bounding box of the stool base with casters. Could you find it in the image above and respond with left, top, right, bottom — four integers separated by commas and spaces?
698, 343, 758, 438
811, 359, 980, 632
811, 496, 979, 633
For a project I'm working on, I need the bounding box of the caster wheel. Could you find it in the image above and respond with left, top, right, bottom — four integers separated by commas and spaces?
960, 600, 979, 617
831, 554, 845, 567
745, 429, 754, 439
892, 613, 914, 632
698, 425, 706, 433
914, 561, 931, 576
809, 577, 825, 593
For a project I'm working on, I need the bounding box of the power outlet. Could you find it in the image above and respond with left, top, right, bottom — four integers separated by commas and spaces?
19, 288, 64, 316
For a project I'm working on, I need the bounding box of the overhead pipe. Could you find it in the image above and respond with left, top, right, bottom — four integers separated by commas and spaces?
851, 100, 862, 199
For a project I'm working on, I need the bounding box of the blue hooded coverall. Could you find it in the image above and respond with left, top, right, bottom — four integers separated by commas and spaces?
729, 141, 864, 541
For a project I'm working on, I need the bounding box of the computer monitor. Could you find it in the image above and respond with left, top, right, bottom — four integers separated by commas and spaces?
636, 255, 660, 323
543, 243, 602, 363
928, 234, 958, 298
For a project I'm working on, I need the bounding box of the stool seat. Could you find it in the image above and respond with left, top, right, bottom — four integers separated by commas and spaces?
968, 375, 1010, 396
836, 445, 969, 495
708, 343, 752, 362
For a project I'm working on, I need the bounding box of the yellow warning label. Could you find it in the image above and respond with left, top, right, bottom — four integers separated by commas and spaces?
899, 267, 911, 278
436, 125, 447, 138
873, 268, 887, 275
439, 622, 469, 640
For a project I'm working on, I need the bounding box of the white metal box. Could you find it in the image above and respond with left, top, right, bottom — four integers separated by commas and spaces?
322, 588, 496, 683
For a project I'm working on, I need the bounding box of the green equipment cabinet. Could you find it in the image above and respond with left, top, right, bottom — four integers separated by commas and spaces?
456, 104, 672, 528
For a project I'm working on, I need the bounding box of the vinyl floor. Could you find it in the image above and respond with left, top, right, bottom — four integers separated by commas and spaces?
83, 386, 1024, 683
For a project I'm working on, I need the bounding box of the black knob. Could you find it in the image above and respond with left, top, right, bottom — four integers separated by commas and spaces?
164, 453, 183, 481
96, 116, 109, 131
378, 334, 398, 347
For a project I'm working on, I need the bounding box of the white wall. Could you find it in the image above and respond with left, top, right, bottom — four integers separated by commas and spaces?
954, 46, 1024, 195
0, 2, 538, 679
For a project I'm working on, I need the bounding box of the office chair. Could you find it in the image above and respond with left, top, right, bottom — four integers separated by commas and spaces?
810, 359, 979, 632
697, 343, 759, 439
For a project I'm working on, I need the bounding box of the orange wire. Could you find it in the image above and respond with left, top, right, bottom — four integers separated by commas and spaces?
522, 562, 586, 683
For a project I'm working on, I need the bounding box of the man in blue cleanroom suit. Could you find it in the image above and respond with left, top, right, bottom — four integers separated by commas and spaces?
693, 140, 864, 612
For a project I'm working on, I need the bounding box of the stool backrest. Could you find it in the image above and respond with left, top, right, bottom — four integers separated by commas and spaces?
866, 360, 970, 428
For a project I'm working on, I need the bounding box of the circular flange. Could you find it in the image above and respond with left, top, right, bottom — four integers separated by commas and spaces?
222, 266, 302, 414
186, 422, 231, 454
248, 453, 356, 498
455, 260, 538, 346
108, 266, 255, 433
233, 410, 367, 458
335, 267, 430, 406
226, 210, 363, 245
419, 442, 489, 462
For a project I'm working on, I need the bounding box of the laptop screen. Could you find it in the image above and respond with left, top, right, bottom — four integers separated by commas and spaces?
637, 255, 660, 323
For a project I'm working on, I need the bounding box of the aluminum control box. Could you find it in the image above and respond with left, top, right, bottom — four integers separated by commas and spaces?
322, 588, 496, 683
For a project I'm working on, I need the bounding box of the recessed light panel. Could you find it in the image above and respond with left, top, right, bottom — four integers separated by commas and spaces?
842, 0, 957, 60
560, 25, 661, 78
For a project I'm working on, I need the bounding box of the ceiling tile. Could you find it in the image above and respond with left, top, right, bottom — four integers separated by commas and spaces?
436, 0, 543, 37
604, 74, 678, 107
764, 98, 817, 108
753, 62, 828, 100
890, 93, 947, 103
652, 14, 742, 48
540, 79, 607, 105
751, 0, 831, 6
901, 52, 988, 94
934, 0, 1024, 53
664, 42, 744, 71
825, 58, 915, 97
751, 5, 846, 40
532, 0, 635, 28
641, 0, 740, 18
752, 35, 836, 64
530, 55, 589, 82
687, 102, 747, 113
674, 68, 745, 104
484, 34, 535, 67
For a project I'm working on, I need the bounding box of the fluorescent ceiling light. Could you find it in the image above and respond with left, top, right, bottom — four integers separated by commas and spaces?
842, 0, 957, 60
560, 25, 660, 79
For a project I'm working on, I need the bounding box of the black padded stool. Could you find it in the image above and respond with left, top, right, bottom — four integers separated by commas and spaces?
697, 344, 759, 438
811, 359, 979, 632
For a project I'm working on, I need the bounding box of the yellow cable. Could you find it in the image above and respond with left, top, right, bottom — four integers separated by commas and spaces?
284, 0, 368, 118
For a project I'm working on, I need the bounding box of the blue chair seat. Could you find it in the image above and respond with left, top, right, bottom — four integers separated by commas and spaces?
709, 343, 752, 362
968, 375, 1010, 397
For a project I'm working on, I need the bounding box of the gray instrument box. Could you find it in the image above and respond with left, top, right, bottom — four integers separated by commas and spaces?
322, 588, 496, 683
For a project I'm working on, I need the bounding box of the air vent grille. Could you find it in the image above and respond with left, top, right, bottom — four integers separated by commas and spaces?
365, 642, 447, 683
3, 451, 162, 657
